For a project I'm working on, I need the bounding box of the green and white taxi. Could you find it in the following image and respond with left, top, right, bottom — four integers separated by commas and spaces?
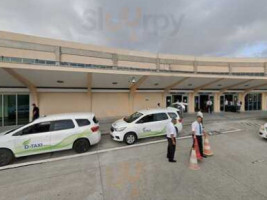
110, 108, 183, 145
0, 113, 101, 166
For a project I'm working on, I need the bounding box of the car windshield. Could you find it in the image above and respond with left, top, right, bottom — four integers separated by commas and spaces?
124, 112, 143, 123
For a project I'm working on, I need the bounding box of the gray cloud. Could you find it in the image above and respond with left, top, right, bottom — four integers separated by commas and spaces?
0, 0, 267, 57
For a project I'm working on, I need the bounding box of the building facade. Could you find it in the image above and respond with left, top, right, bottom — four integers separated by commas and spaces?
0, 31, 267, 127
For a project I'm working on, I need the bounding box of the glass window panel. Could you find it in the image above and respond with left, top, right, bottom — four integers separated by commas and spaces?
258, 94, 262, 110
3, 95, 16, 126
22, 122, 51, 135
76, 119, 90, 127
18, 95, 30, 125
0, 95, 2, 126
51, 120, 75, 131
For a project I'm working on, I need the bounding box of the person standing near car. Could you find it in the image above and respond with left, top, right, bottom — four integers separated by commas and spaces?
192, 112, 207, 158
32, 103, 40, 121
166, 117, 178, 163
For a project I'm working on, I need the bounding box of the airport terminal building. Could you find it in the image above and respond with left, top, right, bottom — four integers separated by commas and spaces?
0, 31, 267, 127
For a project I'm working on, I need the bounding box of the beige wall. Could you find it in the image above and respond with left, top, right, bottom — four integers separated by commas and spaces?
133, 93, 163, 111
61, 54, 113, 66
38, 92, 165, 118
232, 67, 264, 73
118, 60, 156, 69
0, 47, 55, 60
262, 93, 267, 111
198, 65, 229, 73
92, 93, 129, 118
170, 64, 194, 72
38, 93, 91, 116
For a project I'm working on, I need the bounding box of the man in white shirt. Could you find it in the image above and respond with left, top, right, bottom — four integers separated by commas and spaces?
206, 99, 213, 114
192, 112, 207, 158
166, 117, 178, 163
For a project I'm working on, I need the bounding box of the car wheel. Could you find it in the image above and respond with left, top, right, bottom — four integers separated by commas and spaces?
0, 149, 14, 166
73, 139, 90, 153
124, 133, 137, 145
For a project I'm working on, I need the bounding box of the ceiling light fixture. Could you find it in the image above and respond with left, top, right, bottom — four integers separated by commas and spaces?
129, 77, 136, 84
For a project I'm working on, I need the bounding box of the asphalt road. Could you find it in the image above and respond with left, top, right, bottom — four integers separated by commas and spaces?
0, 116, 267, 200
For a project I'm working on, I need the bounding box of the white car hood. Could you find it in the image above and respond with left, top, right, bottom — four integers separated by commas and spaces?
112, 119, 128, 128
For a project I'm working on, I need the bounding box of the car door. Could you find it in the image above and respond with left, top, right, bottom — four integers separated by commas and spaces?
13, 121, 51, 157
135, 113, 169, 139
49, 119, 77, 151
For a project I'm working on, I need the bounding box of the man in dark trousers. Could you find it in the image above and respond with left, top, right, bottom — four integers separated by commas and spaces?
192, 112, 207, 158
32, 103, 40, 121
166, 117, 178, 163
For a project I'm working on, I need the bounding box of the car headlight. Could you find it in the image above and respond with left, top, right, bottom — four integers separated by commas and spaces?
115, 127, 127, 132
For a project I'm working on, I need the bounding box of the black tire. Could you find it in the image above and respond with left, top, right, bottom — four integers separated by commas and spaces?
73, 139, 90, 153
0, 149, 14, 166
124, 133, 137, 145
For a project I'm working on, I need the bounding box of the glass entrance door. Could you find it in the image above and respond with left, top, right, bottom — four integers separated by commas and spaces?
0, 94, 30, 127
18, 95, 30, 125
195, 96, 199, 112
166, 96, 172, 107
0, 95, 2, 126
220, 95, 225, 111
245, 93, 262, 111
182, 95, 188, 112
3, 95, 16, 126
195, 94, 214, 112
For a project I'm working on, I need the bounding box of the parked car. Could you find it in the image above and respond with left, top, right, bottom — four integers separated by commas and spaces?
259, 123, 267, 139
110, 108, 183, 145
0, 113, 101, 166
168, 102, 187, 118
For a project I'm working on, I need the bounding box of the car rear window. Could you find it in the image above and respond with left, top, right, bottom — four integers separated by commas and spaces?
76, 119, 90, 127
168, 112, 178, 119
93, 116, 99, 124
154, 113, 168, 121
52, 120, 75, 131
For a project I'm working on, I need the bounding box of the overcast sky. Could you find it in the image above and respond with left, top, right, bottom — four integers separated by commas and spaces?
1, 0, 267, 57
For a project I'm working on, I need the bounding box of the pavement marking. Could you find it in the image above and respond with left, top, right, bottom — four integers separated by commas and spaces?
221, 129, 242, 134
0, 135, 192, 171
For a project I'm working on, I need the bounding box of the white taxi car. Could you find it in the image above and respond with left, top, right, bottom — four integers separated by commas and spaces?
259, 123, 267, 139
0, 113, 101, 166
110, 108, 183, 145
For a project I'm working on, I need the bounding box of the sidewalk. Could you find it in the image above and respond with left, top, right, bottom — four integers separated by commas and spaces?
0, 111, 266, 134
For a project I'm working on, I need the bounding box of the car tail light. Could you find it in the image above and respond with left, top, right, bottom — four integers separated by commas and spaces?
91, 126, 99, 132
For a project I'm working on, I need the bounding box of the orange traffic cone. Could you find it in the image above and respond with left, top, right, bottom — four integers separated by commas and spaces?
203, 135, 213, 156
194, 137, 202, 160
189, 148, 200, 170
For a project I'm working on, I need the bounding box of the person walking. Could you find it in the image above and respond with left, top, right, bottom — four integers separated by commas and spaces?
32, 103, 40, 121
166, 117, 178, 163
192, 112, 207, 158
